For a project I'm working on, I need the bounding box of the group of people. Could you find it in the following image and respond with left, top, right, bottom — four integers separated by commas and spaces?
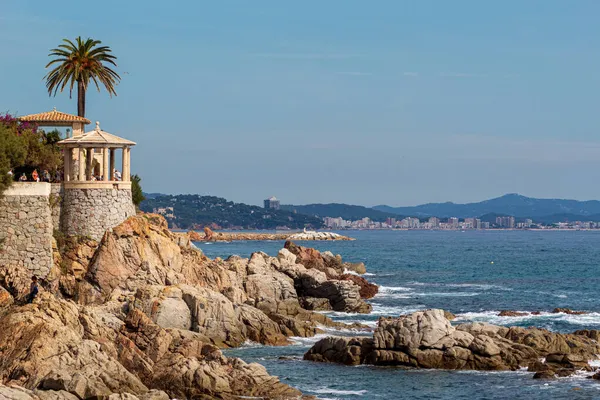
8, 168, 122, 183
10, 168, 60, 183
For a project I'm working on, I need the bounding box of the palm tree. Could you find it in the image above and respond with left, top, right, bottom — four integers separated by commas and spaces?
44, 37, 121, 118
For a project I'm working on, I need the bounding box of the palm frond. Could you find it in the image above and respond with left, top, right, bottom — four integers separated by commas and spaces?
44, 35, 121, 101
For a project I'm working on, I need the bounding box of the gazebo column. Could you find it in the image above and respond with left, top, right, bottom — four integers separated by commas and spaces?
109, 148, 115, 180
126, 147, 131, 182
103, 148, 109, 181
64, 148, 71, 182
86, 148, 94, 180
122, 147, 131, 182
78, 148, 86, 181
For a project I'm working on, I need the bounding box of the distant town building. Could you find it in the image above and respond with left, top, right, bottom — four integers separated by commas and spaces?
263, 196, 280, 210
429, 217, 440, 228
449, 217, 459, 229
496, 216, 515, 228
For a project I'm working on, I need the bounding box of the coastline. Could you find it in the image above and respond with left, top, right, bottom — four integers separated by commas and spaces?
186, 230, 355, 241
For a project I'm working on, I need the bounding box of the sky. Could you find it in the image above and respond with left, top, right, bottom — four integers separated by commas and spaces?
2, 1, 600, 206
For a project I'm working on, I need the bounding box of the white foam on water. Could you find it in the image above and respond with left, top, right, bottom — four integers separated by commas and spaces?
370, 303, 426, 316
412, 292, 481, 297
313, 388, 367, 396
589, 358, 600, 368
378, 286, 414, 292
408, 282, 511, 291
289, 333, 332, 346
455, 310, 600, 327
239, 340, 264, 349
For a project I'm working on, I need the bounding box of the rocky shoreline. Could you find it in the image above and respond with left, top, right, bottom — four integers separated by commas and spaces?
0, 214, 375, 399
187, 227, 354, 242
304, 309, 600, 380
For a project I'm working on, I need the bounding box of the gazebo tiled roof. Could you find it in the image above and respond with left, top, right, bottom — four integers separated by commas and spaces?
18, 108, 91, 125
57, 121, 136, 147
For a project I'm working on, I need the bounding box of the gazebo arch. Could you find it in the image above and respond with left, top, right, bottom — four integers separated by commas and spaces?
57, 121, 136, 188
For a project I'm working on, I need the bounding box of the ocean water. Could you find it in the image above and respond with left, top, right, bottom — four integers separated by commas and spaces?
195, 230, 600, 399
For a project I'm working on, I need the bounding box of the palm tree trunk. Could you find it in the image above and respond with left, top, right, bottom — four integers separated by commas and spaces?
77, 80, 86, 117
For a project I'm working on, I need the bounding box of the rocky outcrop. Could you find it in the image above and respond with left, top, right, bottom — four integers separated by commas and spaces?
0, 293, 307, 399
0, 214, 376, 398
287, 231, 350, 241
304, 309, 600, 377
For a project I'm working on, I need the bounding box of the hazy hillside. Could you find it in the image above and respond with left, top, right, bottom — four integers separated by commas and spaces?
374, 194, 600, 218
140, 194, 324, 230
281, 203, 401, 222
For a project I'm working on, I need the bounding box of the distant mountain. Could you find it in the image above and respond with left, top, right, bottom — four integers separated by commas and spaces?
281, 203, 401, 222
374, 194, 600, 219
533, 213, 600, 224
140, 194, 323, 230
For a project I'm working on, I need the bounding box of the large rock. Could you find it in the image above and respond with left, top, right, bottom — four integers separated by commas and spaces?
305, 309, 600, 374
0, 294, 148, 397
0, 293, 308, 399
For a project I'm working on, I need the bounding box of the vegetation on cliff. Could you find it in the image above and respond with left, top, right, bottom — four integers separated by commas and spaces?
0, 114, 63, 193
140, 194, 324, 229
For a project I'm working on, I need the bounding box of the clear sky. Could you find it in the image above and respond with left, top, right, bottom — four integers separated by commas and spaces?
2, 1, 600, 206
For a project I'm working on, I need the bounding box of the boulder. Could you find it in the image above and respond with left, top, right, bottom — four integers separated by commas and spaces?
340, 274, 379, 299
498, 310, 529, 317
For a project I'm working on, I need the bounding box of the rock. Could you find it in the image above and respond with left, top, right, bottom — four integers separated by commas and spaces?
533, 371, 556, 379
374, 310, 454, 350
133, 286, 192, 331
343, 262, 366, 275
552, 308, 587, 315
340, 274, 379, 299
299, 297, 332, 311
0, 294, 148, 398
444, 310, 456, 321
202, 227, 213, 241
0, 286, 13, 310
304, 336, 374, 366
498, 310, 529, 317
305, 309, 600, 374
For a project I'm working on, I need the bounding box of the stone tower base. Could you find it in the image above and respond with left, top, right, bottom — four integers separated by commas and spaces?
60, 184, 136, 241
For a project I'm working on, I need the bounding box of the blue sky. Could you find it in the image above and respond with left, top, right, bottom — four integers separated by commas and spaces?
2, 1, 600, 206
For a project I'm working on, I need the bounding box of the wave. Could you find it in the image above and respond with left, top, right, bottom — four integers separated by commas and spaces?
289, 333, 332, 346
455, 311, 600, 327
343, 269, 376, 277
370, 303, 426, 316
313, 387, 367, 396
408, 282, 511, 291
415, 292, 481, 297
378, 286, 414, 292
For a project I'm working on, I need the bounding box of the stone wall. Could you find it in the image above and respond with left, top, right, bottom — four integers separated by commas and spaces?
50, 183, 63, 231
0, 183, 53, 278
61, 188, 136, 241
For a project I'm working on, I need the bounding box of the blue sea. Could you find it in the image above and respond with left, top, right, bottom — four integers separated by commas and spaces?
195, 230, 600, 400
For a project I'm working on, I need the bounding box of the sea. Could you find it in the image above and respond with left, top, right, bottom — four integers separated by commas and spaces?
194, 230, 600, 400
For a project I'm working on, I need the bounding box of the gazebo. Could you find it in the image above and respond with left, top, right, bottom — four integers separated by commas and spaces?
57, 121, 135, 186
18, 108, 91, 137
